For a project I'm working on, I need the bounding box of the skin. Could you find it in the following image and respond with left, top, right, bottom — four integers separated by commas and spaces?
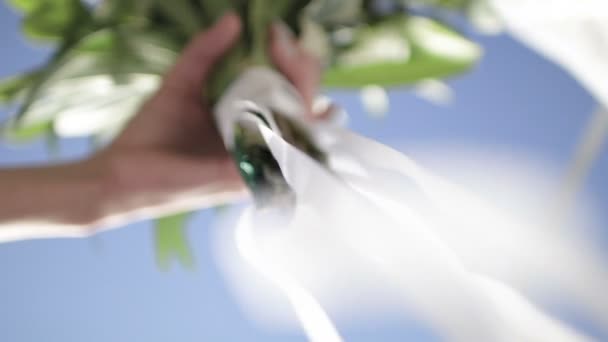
0, 13, 326, 243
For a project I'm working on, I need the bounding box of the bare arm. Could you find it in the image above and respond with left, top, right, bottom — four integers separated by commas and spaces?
0, 160, 105, 242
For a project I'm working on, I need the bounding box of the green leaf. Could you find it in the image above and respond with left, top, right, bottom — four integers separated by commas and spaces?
308, 0, 363, 26
208, 41, 247, 102
205, 0, 312, 101
278, 0, 313, 35
406, 16, 481, 61
1, 120, 52, 142
155, 212, 195, 270
20, 0, 92, 42
248, 0, 312, 64
154, 0, 202, 35
402, 0, 474, 10
322, 16, 481, 88
1, 28, 176, 140
0, 72, 39, 104
197, 0, 234, 23
249, 0, 274, 64
323, 54, 475, 88
7, 0, 39, 12
97, 0, 154, 23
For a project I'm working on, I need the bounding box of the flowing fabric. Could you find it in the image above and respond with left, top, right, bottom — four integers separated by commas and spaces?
488, 0, 608, 214
213, 68, 606, 341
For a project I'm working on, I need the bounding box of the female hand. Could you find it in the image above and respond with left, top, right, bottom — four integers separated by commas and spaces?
94, 13, 325, 227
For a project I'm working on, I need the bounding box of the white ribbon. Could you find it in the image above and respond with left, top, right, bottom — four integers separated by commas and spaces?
213, 67, 604, 341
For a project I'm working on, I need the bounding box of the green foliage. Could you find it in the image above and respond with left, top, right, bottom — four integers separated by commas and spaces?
9, 0, 94, 42
323, 15, 480, 88
22, 0, 91, 41
2, 120, 52, 142
1, 0, 482, 141
0, 72, 38, 104
197, 0, 234, 22
155, 212, 195, 270
406, 0, 473, 9
153, 0, 204, 35
7, 0, 37, 12
1, 28, 178, 141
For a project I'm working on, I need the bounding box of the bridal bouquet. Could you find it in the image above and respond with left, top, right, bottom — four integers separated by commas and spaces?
0, 0, 481, 266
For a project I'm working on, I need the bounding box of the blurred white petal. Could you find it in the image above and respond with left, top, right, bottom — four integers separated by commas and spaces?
338, 32, 411, 66
413, 79, 454, 106
308, 0, 362, 25
468, 0, 505, 35
360, 85, 389, 117
53, 74, 159, 137
55, 93, 139, 137
407, 17, 482, 61
331, 27, 355, 47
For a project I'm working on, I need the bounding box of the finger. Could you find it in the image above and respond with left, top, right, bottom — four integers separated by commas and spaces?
163, 12, 242, 97
269, 22, 321, 119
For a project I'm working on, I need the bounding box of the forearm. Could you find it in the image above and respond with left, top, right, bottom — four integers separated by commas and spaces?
0, 152, 247, 243
0, 160, 106, 242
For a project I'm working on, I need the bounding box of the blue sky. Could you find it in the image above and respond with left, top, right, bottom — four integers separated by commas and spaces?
0, 3, 606, 342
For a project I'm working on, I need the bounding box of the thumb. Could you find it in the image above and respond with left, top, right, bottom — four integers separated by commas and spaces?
163, 12, 242, 98
269, 21, 320, 118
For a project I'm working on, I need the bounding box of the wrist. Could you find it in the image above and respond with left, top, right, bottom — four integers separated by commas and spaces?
36, 158, 109, 230
80, 151, 139, 228
65, 157, 111, 227
86, 149, 179, 226
90, 147, 249, 225
0, 158, 109, 241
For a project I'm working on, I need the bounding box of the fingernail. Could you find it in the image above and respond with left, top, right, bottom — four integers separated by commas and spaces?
313, 95, 332, 115
272, 21, 297, 57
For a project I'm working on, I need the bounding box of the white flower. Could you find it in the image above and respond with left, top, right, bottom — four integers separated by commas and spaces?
360, 85, 390, 117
